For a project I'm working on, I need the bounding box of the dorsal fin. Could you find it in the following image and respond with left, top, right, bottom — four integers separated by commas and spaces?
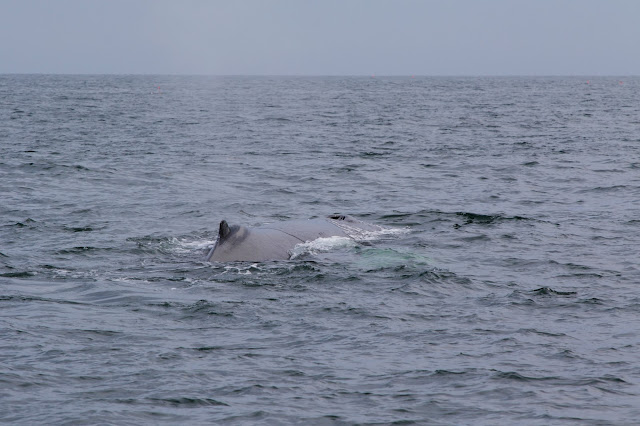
219, 220, 231, 240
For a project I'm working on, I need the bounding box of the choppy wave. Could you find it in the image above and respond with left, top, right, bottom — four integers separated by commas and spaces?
2, 75, 640, 424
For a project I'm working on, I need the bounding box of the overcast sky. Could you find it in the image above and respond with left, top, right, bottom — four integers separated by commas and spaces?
1, 0, 638, 75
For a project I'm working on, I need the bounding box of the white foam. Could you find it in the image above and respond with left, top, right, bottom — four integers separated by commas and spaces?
330, 221, 410, 243
171, 237, 217, 254
289, 236, 356, 259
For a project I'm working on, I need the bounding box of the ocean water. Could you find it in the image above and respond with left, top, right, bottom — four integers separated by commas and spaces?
1, 75, 640, 425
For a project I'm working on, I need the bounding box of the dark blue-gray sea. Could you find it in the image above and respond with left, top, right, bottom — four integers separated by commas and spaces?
1, 75, 640, 425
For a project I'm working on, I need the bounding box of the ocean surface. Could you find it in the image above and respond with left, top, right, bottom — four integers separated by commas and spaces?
1, 75, 639, 425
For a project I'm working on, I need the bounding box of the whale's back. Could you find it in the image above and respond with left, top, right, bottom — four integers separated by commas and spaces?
206, 215, 375, 262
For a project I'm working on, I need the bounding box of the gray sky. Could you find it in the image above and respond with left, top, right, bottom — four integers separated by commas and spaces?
1, 0, 638, 75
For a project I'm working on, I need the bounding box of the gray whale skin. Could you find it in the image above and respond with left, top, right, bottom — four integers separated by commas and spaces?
206, 215, 380, 262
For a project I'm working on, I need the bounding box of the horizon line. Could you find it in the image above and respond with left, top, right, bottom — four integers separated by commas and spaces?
1, 72, 638, 78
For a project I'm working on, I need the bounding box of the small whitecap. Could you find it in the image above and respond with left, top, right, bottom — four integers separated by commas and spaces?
220, 263, 264, 274
111, 276, 151, 284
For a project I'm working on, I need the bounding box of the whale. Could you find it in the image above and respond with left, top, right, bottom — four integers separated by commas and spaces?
206, 215, 381, 262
